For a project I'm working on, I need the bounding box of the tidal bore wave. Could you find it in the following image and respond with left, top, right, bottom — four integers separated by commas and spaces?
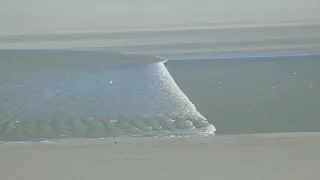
0, 50, 215, 141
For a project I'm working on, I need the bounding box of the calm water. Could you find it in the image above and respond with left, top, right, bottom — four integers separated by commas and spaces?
166, 55, 320, 134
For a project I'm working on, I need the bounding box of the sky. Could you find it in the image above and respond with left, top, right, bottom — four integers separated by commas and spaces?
1, 0, 320, 35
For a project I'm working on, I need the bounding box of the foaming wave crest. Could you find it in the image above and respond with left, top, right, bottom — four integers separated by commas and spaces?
0, 50, 215, 141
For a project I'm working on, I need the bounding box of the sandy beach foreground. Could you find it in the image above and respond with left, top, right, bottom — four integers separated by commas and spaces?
1, 132, 319, 180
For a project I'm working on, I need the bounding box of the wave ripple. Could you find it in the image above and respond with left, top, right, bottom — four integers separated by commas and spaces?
0, 50, 215, 141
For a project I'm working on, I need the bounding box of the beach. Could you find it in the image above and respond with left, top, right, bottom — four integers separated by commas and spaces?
1, 26, 320, 180
1, 0, 320, 179
1, 25, 320, 179
1, 133, 320, 180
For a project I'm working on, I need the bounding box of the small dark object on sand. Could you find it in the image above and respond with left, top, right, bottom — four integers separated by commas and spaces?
115, 141, 116, 144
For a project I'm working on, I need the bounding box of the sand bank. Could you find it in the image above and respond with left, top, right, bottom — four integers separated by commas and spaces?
1, 132, 319, 180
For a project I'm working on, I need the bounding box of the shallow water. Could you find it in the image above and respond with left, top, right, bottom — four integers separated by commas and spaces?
166, 55, 320, 134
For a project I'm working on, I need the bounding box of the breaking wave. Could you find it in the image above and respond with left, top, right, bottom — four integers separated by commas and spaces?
0, 50, 215, 141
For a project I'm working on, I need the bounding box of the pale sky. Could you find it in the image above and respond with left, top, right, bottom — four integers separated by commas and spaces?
1, 0, 320, 35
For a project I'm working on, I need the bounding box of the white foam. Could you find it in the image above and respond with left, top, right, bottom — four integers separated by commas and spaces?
0, 51, 214, 141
